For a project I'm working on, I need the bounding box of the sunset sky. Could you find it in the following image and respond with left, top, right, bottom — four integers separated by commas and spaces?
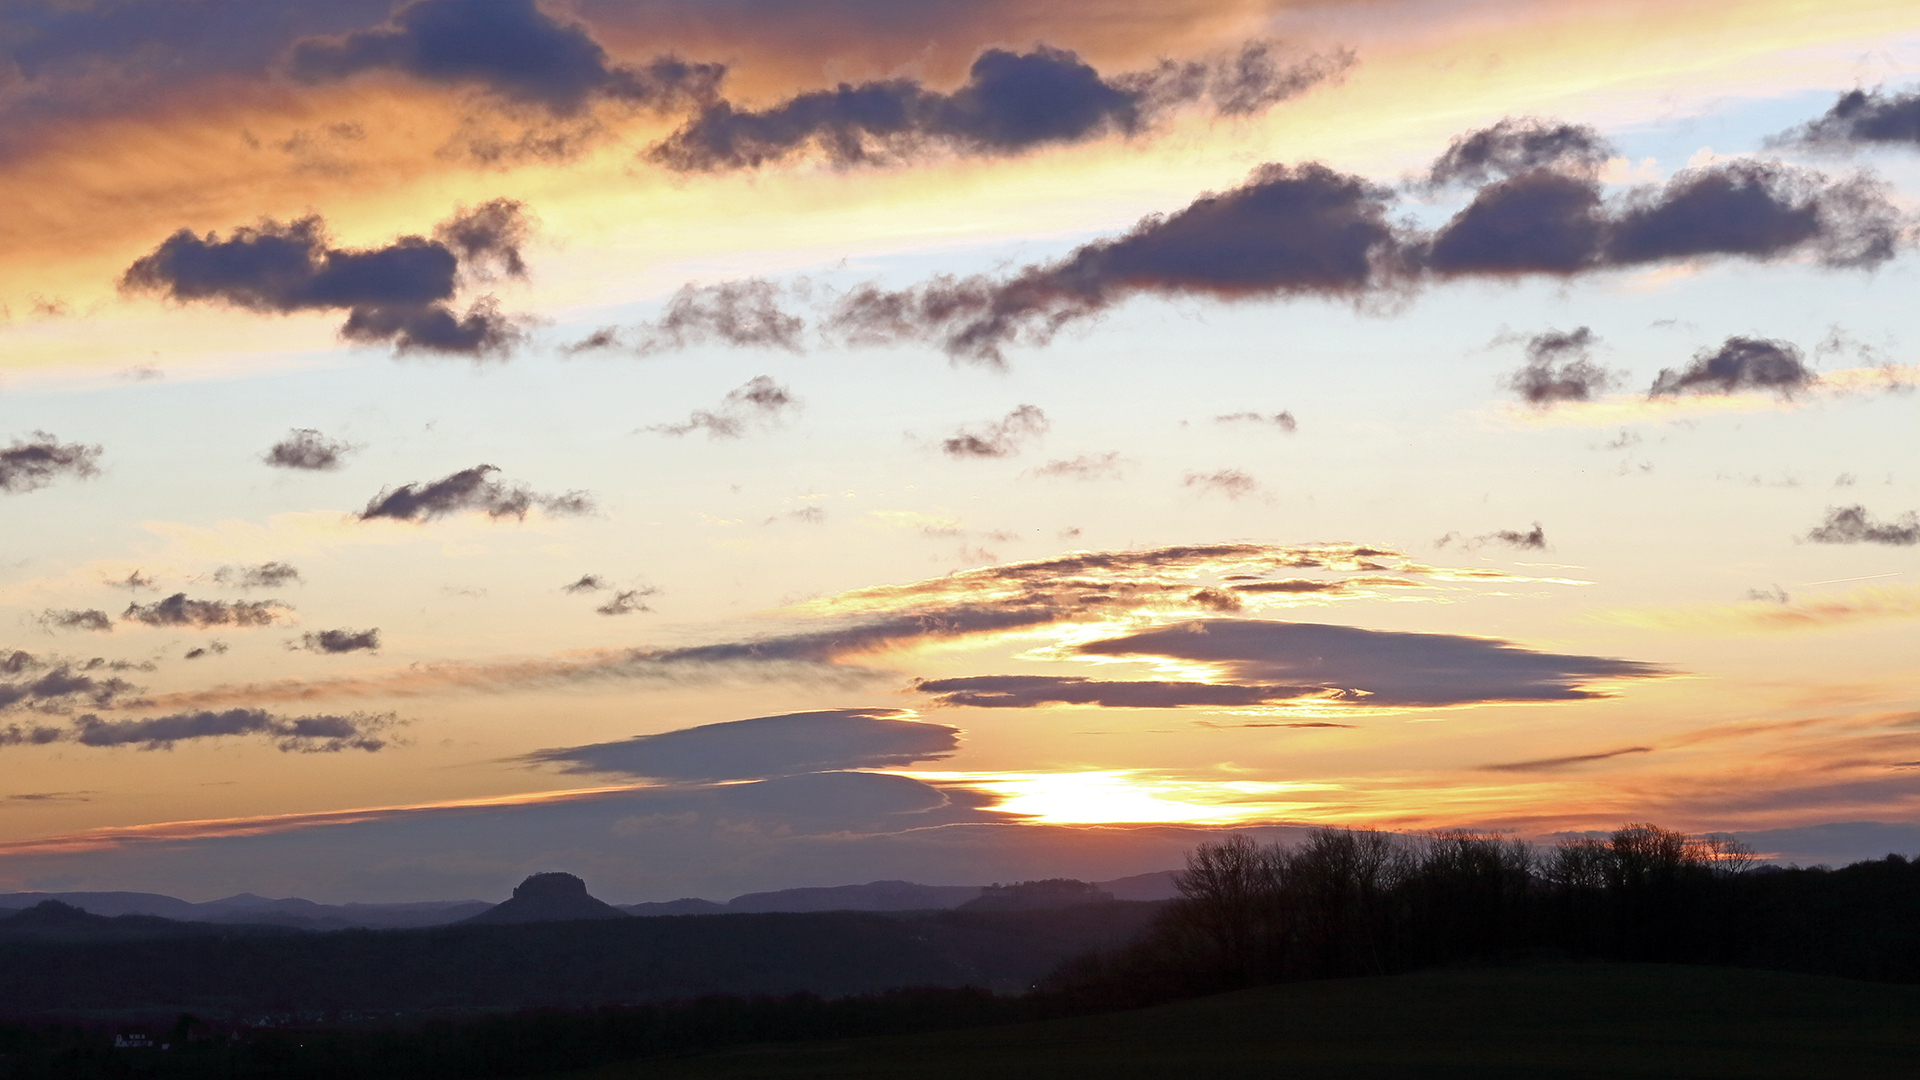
1, 0, 1916, 903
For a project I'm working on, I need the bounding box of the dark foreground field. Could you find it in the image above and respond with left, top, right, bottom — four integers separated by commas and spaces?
578, 963, 1920, 1080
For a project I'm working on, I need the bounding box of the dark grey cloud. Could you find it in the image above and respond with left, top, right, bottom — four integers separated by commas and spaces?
292, 629, 381, 654
1423, 117, 1614, 188
288, 0, 723, 116
1481, 745, 1653, 772
0, 432, 102, 494
1423, 168, 1604, 274
1, 2, 387, 85
0, 724, 66, 747
121, 205, 532, 357
212, 562, 303, 589
1607, 163, 1898, 269
562, 574, 608, 593
595, 589, 657, 616
38, 609, 113, 633
1183, 469, 1258, 499
1502, 326, 1622, 406
66, 709, 394, 752
0, 1, 393, 162
794, 126, 1902, 365
0, 647, 386, 750
647, 376, 799, 438
183, 642, 230, 661
107, 571, 157, 591
915, 674, 1304, 709
520, 708, 958, 781
826, 162, 1399, 366
570, 280, 806, 357
1069, 618, 1668, 707
358, 465, 594, 522
1648, 336, 1814, 397
433, 198, 534, 279
647, 41, 1349, 172
1215, 411, 1297, 432
1803, 505, 1920, 546
941, 405, 1048, 458
122, 594, 289, 629
1486, 523, 1547, 550
1422, 158, 1901, 277
0, 660, 141, 715
1187, 587, 1243, 613
1028, 452, 1129, 480
1781, 86, 1920, 149
264, 429, 353, 471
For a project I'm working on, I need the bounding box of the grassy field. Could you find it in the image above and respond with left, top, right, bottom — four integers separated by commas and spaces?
573, 963, 1920, 1079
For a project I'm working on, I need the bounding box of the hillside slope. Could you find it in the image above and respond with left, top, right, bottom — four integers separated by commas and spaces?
587, 963, 1920, 1080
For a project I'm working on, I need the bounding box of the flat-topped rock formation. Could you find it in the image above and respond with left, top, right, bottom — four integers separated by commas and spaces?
463, 873, 628, 925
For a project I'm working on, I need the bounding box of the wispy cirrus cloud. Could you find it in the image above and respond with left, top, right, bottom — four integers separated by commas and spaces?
1183, 469, 1259, 499
940, 405, 1049, 459
569, 280, 805, 357
645, 376, 799, 439
1480, 745, 1654, 772
1596, 583, 1920, 634
1215, 411, 1297, 432
519, 708, 957, 781
1027, 452, 1131, 481
36, 609, 114, 633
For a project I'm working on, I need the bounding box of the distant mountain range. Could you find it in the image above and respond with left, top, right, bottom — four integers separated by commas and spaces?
0, 870, 1179, 928
0, 890, 492, 930
0, 900, 303, 943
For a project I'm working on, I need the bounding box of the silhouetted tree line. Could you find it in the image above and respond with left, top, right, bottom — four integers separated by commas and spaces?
1049, 824, 1920, 1007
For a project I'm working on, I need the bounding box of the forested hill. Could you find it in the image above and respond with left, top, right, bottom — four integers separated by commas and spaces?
0, 902, 1163, 1019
